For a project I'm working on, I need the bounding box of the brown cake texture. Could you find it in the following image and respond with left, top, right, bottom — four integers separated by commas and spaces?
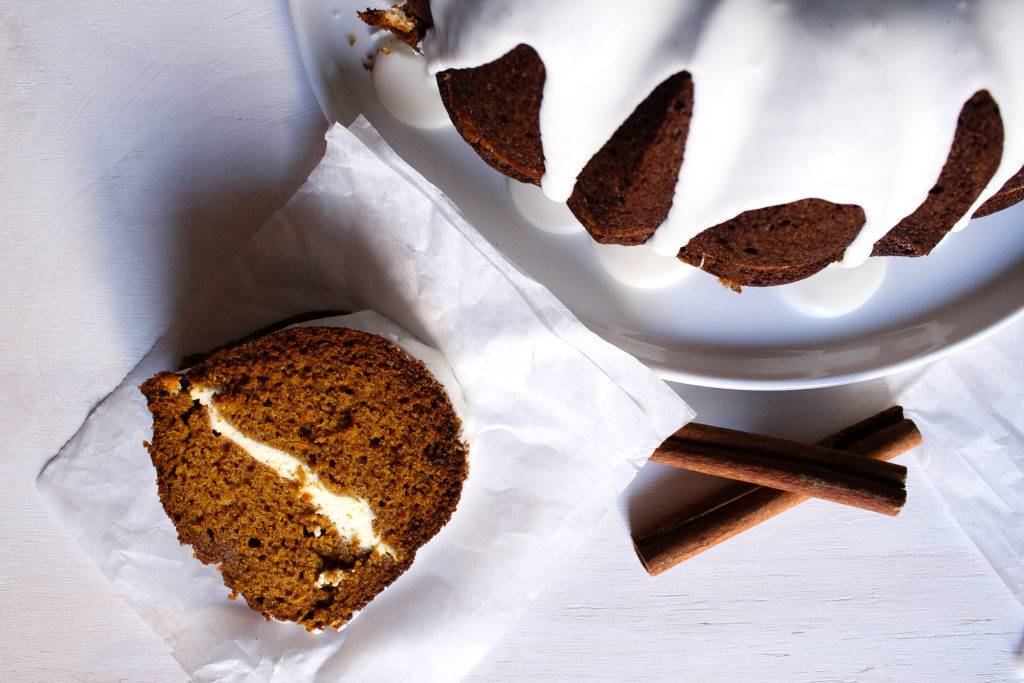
362, 3, 1024, 288
140, 324, 468, 631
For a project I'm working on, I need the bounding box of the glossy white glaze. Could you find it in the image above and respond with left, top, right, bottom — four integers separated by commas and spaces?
591, 241, 694, 290
423, 1, 1024, 266
780, 258, 888, 318
507, 178, 583, 234
373, 38, 451, 129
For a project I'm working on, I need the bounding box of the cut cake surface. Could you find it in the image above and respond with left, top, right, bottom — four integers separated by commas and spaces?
141, 325, 468, 631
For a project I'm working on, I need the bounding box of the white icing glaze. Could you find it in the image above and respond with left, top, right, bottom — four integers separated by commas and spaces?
591, 241, 693, 290
373, 38, 451, 129
422, 1, 1024, 267
189, 385, 398, 559
507, 178, 584, 234
779, 257, 888, 318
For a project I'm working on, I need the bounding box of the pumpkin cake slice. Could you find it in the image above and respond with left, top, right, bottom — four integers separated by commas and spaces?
140, 322, 468, 631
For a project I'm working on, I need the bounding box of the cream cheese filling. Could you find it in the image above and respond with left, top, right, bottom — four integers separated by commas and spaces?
189, 385, 398, 565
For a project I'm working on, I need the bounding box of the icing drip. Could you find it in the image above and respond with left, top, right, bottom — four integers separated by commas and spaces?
422, 0, 1024, 266
591, 242, 694, 290
780, 258, 889, 317
373, 38, 451, 129
507, 178, 584, 234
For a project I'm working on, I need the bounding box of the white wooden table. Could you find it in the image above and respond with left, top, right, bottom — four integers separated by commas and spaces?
2, 2, 1021, 680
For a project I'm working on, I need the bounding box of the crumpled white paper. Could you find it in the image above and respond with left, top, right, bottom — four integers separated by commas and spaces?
36, 118, 693, 682
900, 314, 1024, 606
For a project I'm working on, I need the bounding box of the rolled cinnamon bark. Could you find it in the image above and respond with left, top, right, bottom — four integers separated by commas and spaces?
651, 420, 909, 515
635, 407, 922, 576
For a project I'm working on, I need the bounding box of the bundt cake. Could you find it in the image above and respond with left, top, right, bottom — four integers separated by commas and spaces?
140, 317, 468, 631
361, 1, 1024, 288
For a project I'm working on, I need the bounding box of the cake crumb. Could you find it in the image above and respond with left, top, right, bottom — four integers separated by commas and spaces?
718, 278, 743, 293
358, 4, 428, 50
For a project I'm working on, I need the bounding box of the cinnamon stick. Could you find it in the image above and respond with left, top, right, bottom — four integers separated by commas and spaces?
651, 420, 909, 515
634, 407, 922, 576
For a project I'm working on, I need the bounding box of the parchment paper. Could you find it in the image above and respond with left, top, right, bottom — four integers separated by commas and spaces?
900, 314, 1024, 606
37, 118, 694, 682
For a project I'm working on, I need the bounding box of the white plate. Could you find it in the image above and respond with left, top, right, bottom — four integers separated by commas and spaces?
288, 0, 1024, 389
